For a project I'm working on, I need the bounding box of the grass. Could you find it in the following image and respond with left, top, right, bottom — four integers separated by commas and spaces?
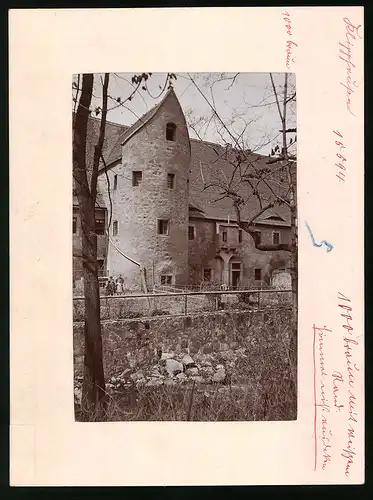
75, 307, 297, 422
76, 375, 296, 422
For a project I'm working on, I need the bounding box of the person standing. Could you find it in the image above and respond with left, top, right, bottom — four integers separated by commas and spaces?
117, 274, 124, 294
116, 275, 123, 295
106, 277, 115, 296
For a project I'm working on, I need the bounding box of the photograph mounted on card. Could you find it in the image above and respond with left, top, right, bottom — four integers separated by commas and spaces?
9, 6, 364, 487
72, 71, 298, 423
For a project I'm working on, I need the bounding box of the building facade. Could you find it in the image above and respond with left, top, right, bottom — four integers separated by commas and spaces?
73, 88, 294, 291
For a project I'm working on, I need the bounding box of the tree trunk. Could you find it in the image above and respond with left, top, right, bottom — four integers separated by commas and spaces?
73, 73, 107, 419
80, 192, 106, 417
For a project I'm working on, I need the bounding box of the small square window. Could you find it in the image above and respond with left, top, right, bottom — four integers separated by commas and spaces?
132, 171, 142, 186
188, 225, 195, 240
232, 262, 241, 270
158, 219, 169, 235
273, 232, 280, 245
203, 268, 212, 281
238, 229, 242, 243
95, 217, 105, 235
113, 174, 118, 190
167, 173, 175, 189
254, 268, 262, 281
160, 275, 172, 285
73, 216, 77, 234
113, 220, 118, 236
222, 231, 227, 242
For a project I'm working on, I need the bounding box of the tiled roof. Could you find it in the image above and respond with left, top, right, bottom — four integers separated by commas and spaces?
84, 116, 126, 170
188, 139, 292, 225
72, 116, 127, 209
76, 102, 294, 225
73, 191, 106, 209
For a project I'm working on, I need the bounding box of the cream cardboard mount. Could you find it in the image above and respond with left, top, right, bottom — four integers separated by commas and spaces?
9, 7, 364, 486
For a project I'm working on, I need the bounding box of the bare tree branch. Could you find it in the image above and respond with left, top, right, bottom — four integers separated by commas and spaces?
91, 73, 109, 200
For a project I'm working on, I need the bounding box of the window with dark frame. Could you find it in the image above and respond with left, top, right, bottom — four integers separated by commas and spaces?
113, 174, 118, 190
73, 216, 77, 234
95, 216, 105, 235
160, 275, 172, 285
166, 122, 176, 141
254, 268, 262, 281
157, 219, 169, 235
238, 229, 242, 243
254, 231, 261, 245
222, 231, 227, 242
113, 220, 118, 236
203, 268, 212, 281
97, 259, 104, 272
232, 262, 241, 270
273, 231, 280, 245
167, 173, 175, 189
188, 225, 195, 240
132, 171, 142, 186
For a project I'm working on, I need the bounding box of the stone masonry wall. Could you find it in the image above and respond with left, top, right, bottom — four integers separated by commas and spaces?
73, 308, 293, 386
97, 90, 190, 290
188, 218, 291, 286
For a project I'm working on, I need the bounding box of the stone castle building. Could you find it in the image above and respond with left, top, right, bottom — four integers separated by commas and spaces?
73, 88, 294, 291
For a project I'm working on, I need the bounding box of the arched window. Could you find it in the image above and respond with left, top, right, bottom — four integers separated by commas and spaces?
166, 122, 176, 141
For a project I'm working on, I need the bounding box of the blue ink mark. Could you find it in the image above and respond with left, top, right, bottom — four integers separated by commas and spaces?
305, 221, 334, 252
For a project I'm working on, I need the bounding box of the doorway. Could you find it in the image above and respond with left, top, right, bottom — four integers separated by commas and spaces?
230, 261, 242, 289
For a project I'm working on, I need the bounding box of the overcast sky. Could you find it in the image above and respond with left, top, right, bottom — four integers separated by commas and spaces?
76, 72, 296, 155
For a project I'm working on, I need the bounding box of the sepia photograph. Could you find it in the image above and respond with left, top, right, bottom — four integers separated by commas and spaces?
72, 72, 297, 422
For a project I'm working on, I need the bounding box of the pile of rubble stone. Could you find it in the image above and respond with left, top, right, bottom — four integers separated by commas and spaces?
74, 347, 250, 404
106, 352, 229, 392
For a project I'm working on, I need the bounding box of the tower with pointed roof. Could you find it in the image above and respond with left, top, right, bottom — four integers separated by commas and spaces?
97, 88, 191, 289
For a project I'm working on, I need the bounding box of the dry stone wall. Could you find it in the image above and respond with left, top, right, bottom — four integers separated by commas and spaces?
73, 308, 293, 393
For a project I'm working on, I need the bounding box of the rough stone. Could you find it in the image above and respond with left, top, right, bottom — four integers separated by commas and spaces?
182, 354, 196, 368
105, 383, 115, 395
212, 368, 226, 383
161, 352, 175, 361
165, 359, 183, 376
130, 371, 145, 381
185, 367, 199, 376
